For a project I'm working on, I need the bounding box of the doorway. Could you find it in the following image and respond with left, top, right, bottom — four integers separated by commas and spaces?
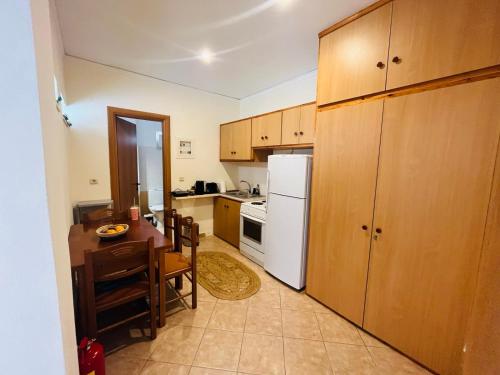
107, 107, 171, 216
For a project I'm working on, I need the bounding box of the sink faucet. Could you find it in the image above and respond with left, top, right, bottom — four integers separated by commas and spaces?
239, 180, 252, 194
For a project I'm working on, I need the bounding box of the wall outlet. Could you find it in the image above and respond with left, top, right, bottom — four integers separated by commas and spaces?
179, 177, 185, 182
89, 179, 98, 185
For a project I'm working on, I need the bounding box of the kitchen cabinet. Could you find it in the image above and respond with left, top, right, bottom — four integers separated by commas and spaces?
386, 0, 500, 89
214, 197, 241, 247
251, 112, 282, 147
317, 3, 392, 106
363, 78, 500, 375
306, 100, 383, 325
220, 119, 252, 161
281, 103, 316, 145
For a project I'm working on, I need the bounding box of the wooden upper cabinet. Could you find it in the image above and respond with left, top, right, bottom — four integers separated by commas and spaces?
387, 0, 500, 89
317, 3, 392, 106
281, 107, 301, 145
220, 119, 252, 161
298, 103, 316, 144
252, 112, 282, 147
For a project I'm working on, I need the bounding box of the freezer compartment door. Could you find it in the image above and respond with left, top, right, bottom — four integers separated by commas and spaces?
268, 155, 311, 198
264, 193, 308, 289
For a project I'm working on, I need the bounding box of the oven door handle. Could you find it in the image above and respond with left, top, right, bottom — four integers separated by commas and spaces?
240, 213, 266, 224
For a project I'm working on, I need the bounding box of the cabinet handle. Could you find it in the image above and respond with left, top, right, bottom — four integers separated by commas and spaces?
299, 131, 304, 136
361, 225, 368, 231
294, 132, 298, 136
392, 56, 402, 64
264, 136, 268, 140
376, 61, 385, 69
261, 136, 264, 140
375, 228, 382, 234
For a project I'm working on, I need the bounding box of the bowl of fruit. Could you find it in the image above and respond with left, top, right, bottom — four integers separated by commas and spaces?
96, 224, 129, 239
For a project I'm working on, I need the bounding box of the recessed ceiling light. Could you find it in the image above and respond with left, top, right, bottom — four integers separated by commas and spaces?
199, 49, 215, 64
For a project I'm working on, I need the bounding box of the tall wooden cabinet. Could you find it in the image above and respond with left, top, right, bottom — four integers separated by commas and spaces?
220, 119, 252, 161
307, 78, 500, 374
306, 100, 383, 325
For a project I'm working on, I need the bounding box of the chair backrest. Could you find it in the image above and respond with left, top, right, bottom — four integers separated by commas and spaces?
82, 208, 128, 225
164, 208, 181, 252
180, 216, 199, 249
84, 238, 154, 282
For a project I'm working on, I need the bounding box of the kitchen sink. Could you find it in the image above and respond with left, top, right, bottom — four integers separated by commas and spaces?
224, 191, 264, 199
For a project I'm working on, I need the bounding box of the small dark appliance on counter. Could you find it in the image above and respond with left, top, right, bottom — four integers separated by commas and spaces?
195, 180, 205, 195
205, 182, 219, 194
171, 190, 191, 197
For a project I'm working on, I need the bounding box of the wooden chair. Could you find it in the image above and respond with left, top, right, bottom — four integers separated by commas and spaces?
81, 208, 128, 225
84, 238, 157, 339
159, 216, 199, 327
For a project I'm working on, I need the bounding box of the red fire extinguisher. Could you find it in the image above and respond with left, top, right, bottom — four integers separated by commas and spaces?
78, 337, 105, 375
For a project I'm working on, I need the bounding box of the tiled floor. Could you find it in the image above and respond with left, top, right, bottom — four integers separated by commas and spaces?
104, 236, 430, 375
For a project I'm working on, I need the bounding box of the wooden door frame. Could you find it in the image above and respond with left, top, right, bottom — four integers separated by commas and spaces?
107, 106, 171, 212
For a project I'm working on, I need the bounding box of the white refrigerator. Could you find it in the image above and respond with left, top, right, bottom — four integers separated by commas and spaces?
264, 154, 312, 289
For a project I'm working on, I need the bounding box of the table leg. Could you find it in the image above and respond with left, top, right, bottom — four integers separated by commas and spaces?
75, 267, 88, 339
159, 249, 166, 327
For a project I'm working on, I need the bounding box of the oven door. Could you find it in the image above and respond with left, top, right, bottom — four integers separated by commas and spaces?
240, 213, 265, 253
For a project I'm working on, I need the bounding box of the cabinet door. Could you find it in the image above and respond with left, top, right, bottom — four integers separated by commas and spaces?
387, 0, 500, 89
225, 199, 241, 247
317, 3, 392, 106
213, 198, 227, 239
306, 100, 383, 325
298, 103, 316, 144
252, 112, 282, 147
281, 107, 301, 145
364, 79, 500, 375
232, 119, 252, 160
220, 124, 233, 160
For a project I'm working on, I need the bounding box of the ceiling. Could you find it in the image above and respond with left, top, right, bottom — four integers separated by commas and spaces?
55, 0, 372, 99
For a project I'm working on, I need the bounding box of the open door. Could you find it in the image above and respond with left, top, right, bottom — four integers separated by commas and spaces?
116, 117, 139, 212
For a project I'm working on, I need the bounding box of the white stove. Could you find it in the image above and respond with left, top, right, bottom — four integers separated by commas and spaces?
240, 200, 266, 266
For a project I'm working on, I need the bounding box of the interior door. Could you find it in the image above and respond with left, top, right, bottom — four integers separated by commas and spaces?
220, 124, 233, 160
116, 117, 139, 212
281, 107, 300, 145
231, 119, 252, 160
306, 101, 383, 325
364, 79, 500, 374
387, 0, 500, 89
317, 3, 392, 105
298, 103, 315, 144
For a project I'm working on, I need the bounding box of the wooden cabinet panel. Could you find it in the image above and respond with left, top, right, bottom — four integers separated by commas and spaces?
220, 124, 233, 160
387, 0, 500, 89
252, 112, 282, 147
317, 3, 392, 106
306, 100, 383, 325
298, 103, 316, 144
281, 107, 301, 145
232, 119, 252, 160
364, 79, 500, 375
213, 197, 241, 248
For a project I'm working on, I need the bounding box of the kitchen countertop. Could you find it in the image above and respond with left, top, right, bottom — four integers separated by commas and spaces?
172, 192, 265, 203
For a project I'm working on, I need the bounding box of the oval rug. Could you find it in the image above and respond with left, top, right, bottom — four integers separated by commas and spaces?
197, 251, 261, 300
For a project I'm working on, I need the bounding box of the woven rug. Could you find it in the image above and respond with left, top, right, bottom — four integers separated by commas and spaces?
197, 251, 261, 300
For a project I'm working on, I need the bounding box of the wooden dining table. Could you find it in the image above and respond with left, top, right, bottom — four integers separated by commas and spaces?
68, 217, 173, 338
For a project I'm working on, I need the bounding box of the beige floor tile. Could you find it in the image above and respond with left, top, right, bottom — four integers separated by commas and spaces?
150, 326, 204, 365
305, 295, 333, 314
315, 312, 364, 345
283, 337, 332, 375
109, 336, 163, 360
193, 329, 243, 371
106, 353, 147, 375
140, 361, 191, 375
238, 333, 285, 375
248, 288, 280, 309
167, 301, 216, 328
197, 285, 218, 302
208, 303, 247, 332
324, 342, 377, 374
245, 306, 282, 336
216, 298, 250, 307
282, 309, 322, 340
357, 329, 387, 348
189, 367, 235, 375
280, 288, 314, 311
368, 347, 430, 375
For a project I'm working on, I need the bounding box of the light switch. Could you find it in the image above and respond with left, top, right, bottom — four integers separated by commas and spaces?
89, 179, 98, 185
179, 177, 185, 182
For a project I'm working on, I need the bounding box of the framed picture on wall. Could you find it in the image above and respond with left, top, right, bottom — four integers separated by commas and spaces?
176, 138, 195, 159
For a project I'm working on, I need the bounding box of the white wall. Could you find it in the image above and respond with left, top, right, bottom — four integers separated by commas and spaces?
0, 0, 76, 373
228, 71, 317, 193
64, 57, 240, 233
